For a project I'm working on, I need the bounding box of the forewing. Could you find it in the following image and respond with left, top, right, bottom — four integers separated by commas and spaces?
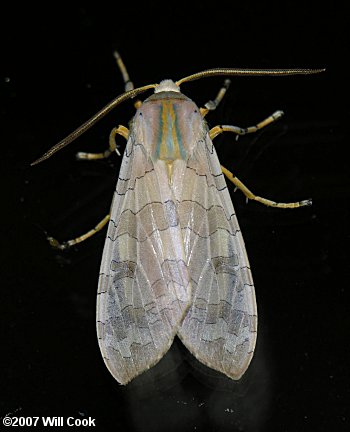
177, 135, 257, 380
97, 135, 191, 384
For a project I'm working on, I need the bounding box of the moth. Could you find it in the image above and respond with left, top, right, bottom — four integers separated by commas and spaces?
32, 52, 323, 384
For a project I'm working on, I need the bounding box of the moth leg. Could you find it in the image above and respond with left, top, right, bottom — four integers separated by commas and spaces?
209, 110, 284, 139
47, 214, 110, 250
200, 79, 231, 117
221, 165, 312, 208
76, 125, 129, 160
113, 51, 142, 110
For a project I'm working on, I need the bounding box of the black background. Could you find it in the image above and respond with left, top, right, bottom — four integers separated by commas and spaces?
2, 3, 349, 431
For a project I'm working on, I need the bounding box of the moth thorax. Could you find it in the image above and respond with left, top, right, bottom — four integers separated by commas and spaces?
155, 80, 180, 93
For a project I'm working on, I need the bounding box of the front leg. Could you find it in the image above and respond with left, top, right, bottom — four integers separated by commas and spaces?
76, 125, 129, 160
209, 111, 284, 140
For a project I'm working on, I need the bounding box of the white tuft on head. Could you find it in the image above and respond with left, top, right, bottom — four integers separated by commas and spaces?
155, 79, 180, 93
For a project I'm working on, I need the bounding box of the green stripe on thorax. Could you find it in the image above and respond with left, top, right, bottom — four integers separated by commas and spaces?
155, 100, 187, 161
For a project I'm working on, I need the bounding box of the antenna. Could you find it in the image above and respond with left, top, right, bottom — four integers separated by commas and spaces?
31, 67, 325, 165
176, 67, 325, 86
31, 84, 156, 166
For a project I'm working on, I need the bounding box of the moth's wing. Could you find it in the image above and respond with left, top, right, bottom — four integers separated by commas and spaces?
97, 137, 190, 385
177, 135, 257, 380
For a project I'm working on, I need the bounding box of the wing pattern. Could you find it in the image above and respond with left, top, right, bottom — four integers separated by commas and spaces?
97, 121, 257, 384
97, 135, 191, 384
177, 135, 257, 379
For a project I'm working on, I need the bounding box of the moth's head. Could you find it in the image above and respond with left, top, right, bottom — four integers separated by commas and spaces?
155, 79, 180, 94
30, 63, 324, 167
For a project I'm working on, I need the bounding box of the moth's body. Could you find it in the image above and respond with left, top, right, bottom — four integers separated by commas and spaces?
137, 83, 204, 190
34, 55, 320, 385
97, 80, 257, 384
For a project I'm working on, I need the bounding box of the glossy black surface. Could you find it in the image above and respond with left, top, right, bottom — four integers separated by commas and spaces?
2, 4, 348, 431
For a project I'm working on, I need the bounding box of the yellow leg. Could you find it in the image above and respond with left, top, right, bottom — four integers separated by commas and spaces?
48, 214, 110, 250
108, 125, 129, 156
113, 51, 142, 110
221, 165, 311, 208
76, 125, 129, 160
200, 79, 231, 117
209, 111, 284, 139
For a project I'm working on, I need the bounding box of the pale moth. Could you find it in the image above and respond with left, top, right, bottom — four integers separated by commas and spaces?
32, 52, 323, 385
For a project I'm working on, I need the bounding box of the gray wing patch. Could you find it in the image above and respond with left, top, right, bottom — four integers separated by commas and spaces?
97, 137, 191, 384
177, 135, 257, 379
